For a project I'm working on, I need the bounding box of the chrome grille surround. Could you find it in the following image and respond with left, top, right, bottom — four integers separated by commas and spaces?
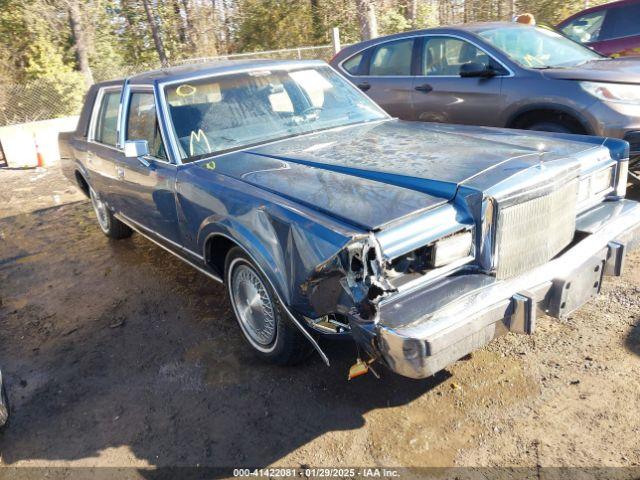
494, 179, 579, 279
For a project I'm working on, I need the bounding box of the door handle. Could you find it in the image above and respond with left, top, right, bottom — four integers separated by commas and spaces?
414, 83, 433, 93
357, 82, 371, 92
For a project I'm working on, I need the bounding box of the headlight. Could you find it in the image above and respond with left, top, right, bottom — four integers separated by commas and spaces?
580, 81, 640, 105
431, 230, 473, 268
578, 166, 613, 205
613, 161, 629, 198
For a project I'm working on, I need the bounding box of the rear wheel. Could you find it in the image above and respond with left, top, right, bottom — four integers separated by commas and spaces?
0, 373, 9, 430
89, 188, 132, 239
225, 247, 312, 365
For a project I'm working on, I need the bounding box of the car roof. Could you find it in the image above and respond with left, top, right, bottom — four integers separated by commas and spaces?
93, 59, 328, 88
127, 59, 327, 85
331, 21, 527, 61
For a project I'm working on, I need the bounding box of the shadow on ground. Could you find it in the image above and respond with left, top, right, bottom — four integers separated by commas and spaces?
0, 202, 446, 469
624, 318, 640, 357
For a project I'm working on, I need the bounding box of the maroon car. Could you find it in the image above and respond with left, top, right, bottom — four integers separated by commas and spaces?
558, 0, 640, 57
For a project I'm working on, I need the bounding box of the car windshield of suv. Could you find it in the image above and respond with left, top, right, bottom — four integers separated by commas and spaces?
164, 66, 388, 162
478, 26, 603, 69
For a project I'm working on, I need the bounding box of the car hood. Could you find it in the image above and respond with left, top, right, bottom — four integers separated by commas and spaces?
541, 57, 640, 83
198, 120, 607, 231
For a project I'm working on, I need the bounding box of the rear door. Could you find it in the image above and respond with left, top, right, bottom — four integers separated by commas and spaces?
343, 37, 418, 119
86, 86, 123, 205
410, 35, 506, 126
111, 86, 181, 246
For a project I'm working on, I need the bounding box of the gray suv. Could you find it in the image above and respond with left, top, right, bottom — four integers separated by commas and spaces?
331, 22, 640, 174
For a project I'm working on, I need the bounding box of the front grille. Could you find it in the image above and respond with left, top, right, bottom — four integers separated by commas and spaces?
494, 179, 578, 279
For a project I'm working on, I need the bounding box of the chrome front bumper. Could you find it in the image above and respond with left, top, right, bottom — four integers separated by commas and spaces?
375, 199, 640, 379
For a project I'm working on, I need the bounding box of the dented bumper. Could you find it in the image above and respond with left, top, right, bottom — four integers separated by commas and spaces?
373, 199, 640, 379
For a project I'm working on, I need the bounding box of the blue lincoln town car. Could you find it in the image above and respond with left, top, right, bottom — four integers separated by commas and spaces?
60, 59, 640, 379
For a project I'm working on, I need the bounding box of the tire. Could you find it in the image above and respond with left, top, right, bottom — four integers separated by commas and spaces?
526, 121, 576, 134
0, 374, 9, 430
225, 247, 313, 365
89, 187, 132, 239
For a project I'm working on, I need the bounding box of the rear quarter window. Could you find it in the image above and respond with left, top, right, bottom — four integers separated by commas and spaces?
342, 53, 364, 75
94, 90, 121, 146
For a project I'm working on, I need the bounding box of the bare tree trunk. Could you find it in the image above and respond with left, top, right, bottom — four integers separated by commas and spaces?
142, 0, 168, 66
310, 0, 323, 42
68, 0, 93, 87
403, 0, 418, 27
181, 0, 197, 50
173, 0, 188, 44
355, 0, 378, 40
509, 0, 516, 19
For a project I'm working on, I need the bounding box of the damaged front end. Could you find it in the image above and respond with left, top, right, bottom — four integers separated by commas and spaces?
298, 147, 640, 380
301, 203, 477, 362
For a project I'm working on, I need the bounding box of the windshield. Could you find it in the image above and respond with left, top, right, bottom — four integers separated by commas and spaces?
164, 66, 387, 161
478, 26, 603, 69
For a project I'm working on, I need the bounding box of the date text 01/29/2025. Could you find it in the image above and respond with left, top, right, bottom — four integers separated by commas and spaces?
233, 468, 401, 477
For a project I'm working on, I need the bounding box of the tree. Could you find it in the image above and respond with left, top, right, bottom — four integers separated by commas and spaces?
405, 0, 418, 28
67, 0, 93, 86
141, 0, 168, 65
356, 0, 378, 40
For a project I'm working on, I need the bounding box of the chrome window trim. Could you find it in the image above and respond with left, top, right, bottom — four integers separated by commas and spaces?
88, 85, 123, 151
120, 84, 174, 165
155, 62, 390, 164
338, 33, 515, 79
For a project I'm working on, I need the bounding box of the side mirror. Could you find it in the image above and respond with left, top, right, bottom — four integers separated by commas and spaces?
124, 140, 149, 159
459, 62, 496, 78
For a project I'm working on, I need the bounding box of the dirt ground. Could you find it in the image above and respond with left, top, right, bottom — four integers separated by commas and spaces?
0, 166, 639, 474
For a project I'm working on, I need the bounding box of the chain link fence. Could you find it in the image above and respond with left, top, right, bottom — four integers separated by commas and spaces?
0, 44, 339, 128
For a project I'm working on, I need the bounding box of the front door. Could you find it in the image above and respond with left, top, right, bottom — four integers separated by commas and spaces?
411, 36, 505, 126
111, 88, 181, 246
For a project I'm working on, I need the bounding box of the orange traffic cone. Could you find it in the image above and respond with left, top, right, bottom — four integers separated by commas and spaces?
34, 134, 44, 168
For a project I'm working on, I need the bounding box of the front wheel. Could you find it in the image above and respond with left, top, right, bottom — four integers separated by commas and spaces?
89, 188, 132, 239
225, 247, 312, 365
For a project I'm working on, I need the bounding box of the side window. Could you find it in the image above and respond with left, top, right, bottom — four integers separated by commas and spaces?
126, 92, 166, 160
423, 37, 491, 76
94, 90, 121, 146
342, 52, 364, 75
369, 39, 414, 76
599, 5, 640, 40
561, 11, 607, 43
